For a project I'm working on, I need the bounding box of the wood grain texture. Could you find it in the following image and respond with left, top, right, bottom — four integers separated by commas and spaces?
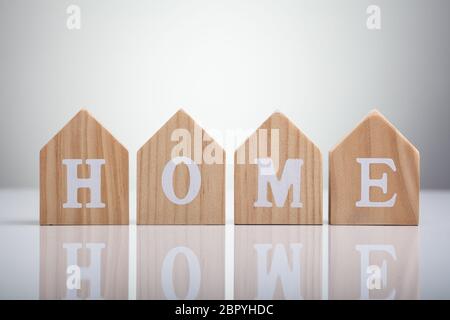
234, 112, 322, 224
329, 110, 420, 225
234, 226, 322, 299
137, 226, 225, 299
137, 109, 225, 224
40, 226, 129, 299
329, 226, 419, 299
40, 110, 129, 225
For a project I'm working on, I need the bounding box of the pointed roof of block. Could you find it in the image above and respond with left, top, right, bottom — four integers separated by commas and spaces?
137, 108, 225, 156
235, 110, 321, 155
40, 109, 127, 153
330, 109, 419, 156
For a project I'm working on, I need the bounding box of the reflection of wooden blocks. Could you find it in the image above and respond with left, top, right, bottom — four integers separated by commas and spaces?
137, 109, 225, 225
137, 226, 225, 299
235, 112, 322, 224
40, 226, 129, 299
329, 110, 420, 225
329, 226, 419, 299
40, 110, 129, 225
234, 226, 322, 299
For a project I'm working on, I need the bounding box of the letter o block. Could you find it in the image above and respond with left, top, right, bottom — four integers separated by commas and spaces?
329, 110, 420, 225
234, 112, 322, 224
137, 109, 225, 224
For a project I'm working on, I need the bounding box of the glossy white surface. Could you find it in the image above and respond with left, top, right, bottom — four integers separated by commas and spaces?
0, 189, 449, 299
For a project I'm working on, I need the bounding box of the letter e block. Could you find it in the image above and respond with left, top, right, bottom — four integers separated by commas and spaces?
329, 110, 420, 225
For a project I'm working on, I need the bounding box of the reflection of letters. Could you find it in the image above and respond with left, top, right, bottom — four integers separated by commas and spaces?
63, 242, 106, 300
254, 243, 303, 299
161, 246, 201, 300
63, 159, 106, 208
254, 158, 303, 208
355, 245, 396, 300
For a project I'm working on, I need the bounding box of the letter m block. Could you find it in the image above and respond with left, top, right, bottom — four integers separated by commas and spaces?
234, 112, 322, 224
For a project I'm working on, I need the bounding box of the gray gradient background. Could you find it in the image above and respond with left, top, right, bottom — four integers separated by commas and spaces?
0, 0, 449, 189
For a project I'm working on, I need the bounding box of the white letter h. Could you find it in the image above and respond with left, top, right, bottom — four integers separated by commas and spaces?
63, 159, 106, 209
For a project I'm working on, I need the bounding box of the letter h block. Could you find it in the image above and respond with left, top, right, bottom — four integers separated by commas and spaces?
235, 112, 322, 224
40, 110, 129, 225
329, 110, 420, 225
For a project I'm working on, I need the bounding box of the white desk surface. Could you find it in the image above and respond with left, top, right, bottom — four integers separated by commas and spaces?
0, 189, 449, 300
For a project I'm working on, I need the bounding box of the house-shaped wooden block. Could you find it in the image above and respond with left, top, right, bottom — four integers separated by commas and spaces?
137, 109, 225, 224
234, 112, 322, 224
329, 110, 420, 225
40, 110, 129, 225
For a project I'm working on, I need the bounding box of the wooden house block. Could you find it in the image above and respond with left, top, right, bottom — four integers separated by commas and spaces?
329, 226, 419, 299
234, 226, 322, 299
329, 110, 420, 225
40, 110, 129, 225
137, 226, 225, 299
137, 109, 225, 224
40, 226, 129, 299
234, 112, 322, 224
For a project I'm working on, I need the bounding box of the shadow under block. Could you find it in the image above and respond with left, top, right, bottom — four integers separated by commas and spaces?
137, 109, 225, 224
329, 110, 420, 225
234, 112, 322, 224
40, 110, 129, 225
